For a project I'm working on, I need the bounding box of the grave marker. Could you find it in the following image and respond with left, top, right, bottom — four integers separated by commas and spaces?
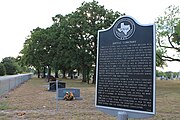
48, 81, 66, 91
58, 88, 82, 100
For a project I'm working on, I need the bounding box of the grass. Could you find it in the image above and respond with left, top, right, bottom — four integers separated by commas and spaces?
155, 80, 180, 118
61, 78, 95, 88
0, 77, 179, 120
0, 101, 9, 110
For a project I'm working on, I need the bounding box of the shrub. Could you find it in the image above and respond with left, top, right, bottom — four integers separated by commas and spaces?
0, 63, 6, 76
3, 62, 17, 75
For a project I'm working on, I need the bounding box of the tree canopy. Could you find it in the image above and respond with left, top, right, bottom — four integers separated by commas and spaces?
20, 0, 124, 83
0, 63, 6, 76
156, 5, 180, 66
20, 1, 180, 81
1, 57, 20, 75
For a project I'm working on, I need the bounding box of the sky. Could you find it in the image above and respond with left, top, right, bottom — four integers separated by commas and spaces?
0, 0, 180, 72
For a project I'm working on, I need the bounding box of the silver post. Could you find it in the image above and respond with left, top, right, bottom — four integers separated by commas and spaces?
117, 112, 128, 120
56, 80, 59, 112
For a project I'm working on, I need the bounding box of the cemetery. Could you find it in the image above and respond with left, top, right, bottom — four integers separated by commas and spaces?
0, 12, 180, 120
0, 76, 179, 119
0, 1, 179, 120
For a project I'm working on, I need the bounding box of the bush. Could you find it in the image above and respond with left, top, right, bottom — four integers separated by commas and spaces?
3, 62, 17, 75
0, 63, 6, 76
1, 57, 20, 75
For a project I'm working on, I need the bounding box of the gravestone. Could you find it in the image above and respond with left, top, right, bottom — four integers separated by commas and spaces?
48, 81, 66, 91
96, 16, 156, 118
57, 88, 82, 100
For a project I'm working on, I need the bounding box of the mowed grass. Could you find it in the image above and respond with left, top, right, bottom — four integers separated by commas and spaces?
0, 77, 179, 120
138, 80, 180, 120
153, 80, 180, 120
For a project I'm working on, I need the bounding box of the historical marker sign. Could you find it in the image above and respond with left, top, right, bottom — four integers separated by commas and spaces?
96, 16, 156, 118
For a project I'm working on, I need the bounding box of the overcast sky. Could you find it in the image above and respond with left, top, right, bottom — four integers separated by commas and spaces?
0, 0, 179, 72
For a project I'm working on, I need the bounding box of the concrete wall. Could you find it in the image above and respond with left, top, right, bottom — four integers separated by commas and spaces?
0, 74, 32, 96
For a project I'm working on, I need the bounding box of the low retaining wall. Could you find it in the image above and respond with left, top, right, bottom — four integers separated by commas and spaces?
0, 74, 32, 96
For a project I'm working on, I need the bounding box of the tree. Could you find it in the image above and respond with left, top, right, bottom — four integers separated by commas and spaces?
156, 49, 167, 67
156, 5, 180, 65
20, 0, 124, 82
0, 63, 6, 76
51, 14, 74, 78
16, 55, 27, 73
20, 27, 48, 78
156, 70, 165, 77
47, 16, 64, 78
172, 20, 180, 46
1, 57, 19, 75
60, 0, 124, 83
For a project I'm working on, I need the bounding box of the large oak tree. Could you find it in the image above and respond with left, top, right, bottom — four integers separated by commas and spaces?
156, 5, 180, 67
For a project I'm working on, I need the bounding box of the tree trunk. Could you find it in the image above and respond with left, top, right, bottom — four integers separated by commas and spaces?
82, 65, 86, 82
92, 37, 97, 84
77, 68, 80, 79
78, 68, 80, 76
87, 67, 90, 84
47, 66, 51, 82
62, 69, 66, 78
70, 70, 73, 79
55, 67, 59, 78
48, 66, 51, 78
43, 67, 46, 78
92, 66, 96, 84
37, 69, 40, 78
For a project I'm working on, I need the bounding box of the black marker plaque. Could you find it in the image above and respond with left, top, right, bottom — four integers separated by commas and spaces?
96, 16, 155, 116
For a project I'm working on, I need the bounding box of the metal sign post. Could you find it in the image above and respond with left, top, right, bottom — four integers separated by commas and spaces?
117, 112, 128, 120
56, 80, 59, 112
